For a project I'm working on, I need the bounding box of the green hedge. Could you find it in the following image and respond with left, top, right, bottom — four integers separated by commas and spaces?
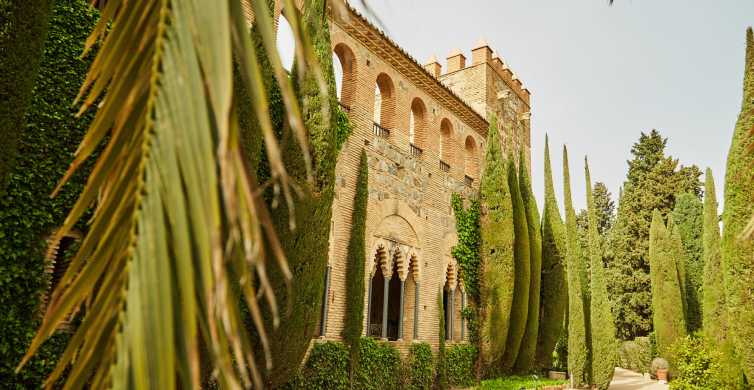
353, 338, 403, 389
405, 342, 434, 390
0, 1, 97, 387
446, 344, 478, 387
618, 337, 652, 373
290, 342, 350, 390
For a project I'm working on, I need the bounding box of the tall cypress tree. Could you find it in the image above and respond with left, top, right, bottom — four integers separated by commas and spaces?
648, 210, 686, 364
535, 136, 568, 369
671, 193, 704, 332
477, 115, 514, 366
585, 158, 617, 389
514, 150, 543, 372
563, 146, 590, 387
702, 169, 725, 343
501, 154, 531, 371
722, 27, 754, 382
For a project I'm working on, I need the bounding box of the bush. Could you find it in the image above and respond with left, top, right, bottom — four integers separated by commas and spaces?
650, 357, 669, 377
405, 343, 434, 390
669, 335, 726, 389
290, 342, 350, 390
353, 337, 402, 389
618, 337, 652, 373
446, 344, 477, 387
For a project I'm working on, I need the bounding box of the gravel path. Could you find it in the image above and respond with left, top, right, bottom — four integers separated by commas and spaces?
608, 367, 668, 390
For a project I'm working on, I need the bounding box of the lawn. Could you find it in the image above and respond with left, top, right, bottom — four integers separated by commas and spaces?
478, 375, 567, 390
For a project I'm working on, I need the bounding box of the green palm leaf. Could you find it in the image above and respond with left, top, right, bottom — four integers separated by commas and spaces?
16, 0, 327, 388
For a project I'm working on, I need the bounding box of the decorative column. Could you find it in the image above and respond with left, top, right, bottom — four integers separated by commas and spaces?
320, 265, 331, 337
398, 279, 405, 340
413, 282, 420, 340
366, 274, 373, 336
381, 276, 389, 339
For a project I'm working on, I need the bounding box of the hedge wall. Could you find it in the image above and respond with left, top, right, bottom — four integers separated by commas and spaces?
446, 344, 478, 387
0, 1, 98, 387
0, 0, 52, 194
405, 342, 434, 390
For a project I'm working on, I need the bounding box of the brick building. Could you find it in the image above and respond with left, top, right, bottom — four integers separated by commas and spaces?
314, 3, 533, 353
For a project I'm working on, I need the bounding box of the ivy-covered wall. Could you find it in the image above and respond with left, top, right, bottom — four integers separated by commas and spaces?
0, 1, 98, 386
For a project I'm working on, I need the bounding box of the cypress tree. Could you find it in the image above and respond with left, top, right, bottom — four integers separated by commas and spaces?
722, 27, 754, 381
648, 210, 686, 363
535, 136, 568, 369
501, 154, 531, 371
702, 169, 725, 343
514, 150, 543, 372
585, 158, 617, 389
667, 217, 688, 323
671, 193, 704, 332
342, 150, 368, 379
563, 146, 590, 387
477, 115, 515, 366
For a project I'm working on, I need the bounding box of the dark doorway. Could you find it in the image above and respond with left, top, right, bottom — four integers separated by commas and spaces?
386, 263, 401, 340
443, 287, 450, 340
368, 267, 385, 337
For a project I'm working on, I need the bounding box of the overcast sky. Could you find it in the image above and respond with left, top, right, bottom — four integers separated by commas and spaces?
342, 0, 753, 213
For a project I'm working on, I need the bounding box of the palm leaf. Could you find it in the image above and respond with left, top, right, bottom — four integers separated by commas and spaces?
16, 0, 326, 388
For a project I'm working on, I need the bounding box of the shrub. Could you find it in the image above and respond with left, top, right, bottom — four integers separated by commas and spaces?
446, 344, 478, 387
291, 342, 350, 390
405, 342, 434, 390
618, 337, 652, 373
669, 335, 725, 389
353, 337, 402, 389
650, 357, 669, 377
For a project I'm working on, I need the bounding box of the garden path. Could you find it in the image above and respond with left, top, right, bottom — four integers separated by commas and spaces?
608, 367, 668, 390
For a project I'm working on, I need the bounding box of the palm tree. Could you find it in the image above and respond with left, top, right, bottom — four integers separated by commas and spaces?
16, 0, 338, 388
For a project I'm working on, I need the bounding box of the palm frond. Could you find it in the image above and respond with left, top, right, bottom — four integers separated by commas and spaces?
16, 0, 323, 388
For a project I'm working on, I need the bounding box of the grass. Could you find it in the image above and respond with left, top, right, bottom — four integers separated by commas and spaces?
478, 375, 567, 390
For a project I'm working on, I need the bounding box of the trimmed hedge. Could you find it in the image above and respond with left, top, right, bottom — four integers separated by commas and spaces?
535, 135, 568, 369
501, 154, 530, 371
618, 337, 652, 373
406, 342, 434, 390
0, 1, 98, 387
722, 27, 754, 383
291, 342, 350, 390
447, 344, 478, 387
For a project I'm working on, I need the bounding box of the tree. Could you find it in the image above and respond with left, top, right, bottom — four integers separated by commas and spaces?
535, 136, 568, 369
607, 130, 702, 339
563, 146, 590, 387
648, 211, 686, 364
722, 27, 754, 382
702, 169, 725, 344
17, 1, 339, 388
671, 194, 703, 332
476, 115, 514, 367
501, 154, 531, 371
585, 158, 617, 389
513, 150, 543, 372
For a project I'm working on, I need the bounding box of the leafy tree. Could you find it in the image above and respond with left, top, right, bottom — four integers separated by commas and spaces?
563, 146, 590, 386
671, 194, 703, 332
585, 158, 618, 389
513, 150, 543, 372
648, 210, 686, 364
607, 130, 702, 339
722, 27, 754, 382
535, 136, 568, 369
702, 169, 725, 344
476, 115, 514, 367
501, 154, 530, 371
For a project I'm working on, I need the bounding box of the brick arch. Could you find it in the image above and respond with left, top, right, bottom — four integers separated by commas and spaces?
409, 97, 427, 149
464, 135, 479, 179
333, 42, 357, 108
374, 73, 396, 129
370, 242, 390, 277
440, 118, 454, 166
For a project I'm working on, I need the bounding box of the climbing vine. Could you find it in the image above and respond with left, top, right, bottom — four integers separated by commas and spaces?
451, 194, 482, 354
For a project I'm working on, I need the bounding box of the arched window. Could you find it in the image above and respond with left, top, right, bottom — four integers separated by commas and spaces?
409, 98, 426, 154
333, 43, 357, 110
373, 73, 395, 136
276, 13, 295, 72
439, 118, 453, 172
464, 135, 479, 181
442, 263, 458, 341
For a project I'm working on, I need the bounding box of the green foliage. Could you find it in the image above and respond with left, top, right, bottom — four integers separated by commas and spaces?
585, 159, 618, 389
478, 375, 567, 390
475, 115, 514, 367
446, 344, 478, 387
405, 342, 434, 390
513, 151, 542, 373
536, 136, 568, 369
722, 27, 754, 383
343, 150, 368, 378
290, 342, 350, 390
0, 0, 51, 194
452, 195, 481, 304
671, 193, 703, 333
618, 337, 652, 373
563, 146, 591, 387
501, 154, 530, 371
648, 211, 686, 366
701, 169, 726, 345
0, 2, 98, 387
668, 335, 731, 390
353, 337, 403, 390
607, 130, 702, 339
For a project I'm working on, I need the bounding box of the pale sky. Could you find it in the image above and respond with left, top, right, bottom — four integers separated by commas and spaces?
353, 0, 754, 213
280, 1, 753, 212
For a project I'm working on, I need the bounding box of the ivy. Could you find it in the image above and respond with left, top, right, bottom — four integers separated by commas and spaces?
451, 194, 481, 303
446, 344, 478, 387
405, 342, 434, 390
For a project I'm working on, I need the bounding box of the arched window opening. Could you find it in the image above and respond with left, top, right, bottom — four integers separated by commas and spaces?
409, 98, 426, 156
276, 13, 296, 72
464, 136, 479, 184
443, 263, 457, 341
386, 262, 401, 340
373, 73, 395, 137
333, 43, 357, 111
368, 251, 386, 338
439, 118, 453, 172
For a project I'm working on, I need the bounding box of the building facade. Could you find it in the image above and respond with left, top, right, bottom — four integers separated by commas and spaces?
317, 3, 532, 353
